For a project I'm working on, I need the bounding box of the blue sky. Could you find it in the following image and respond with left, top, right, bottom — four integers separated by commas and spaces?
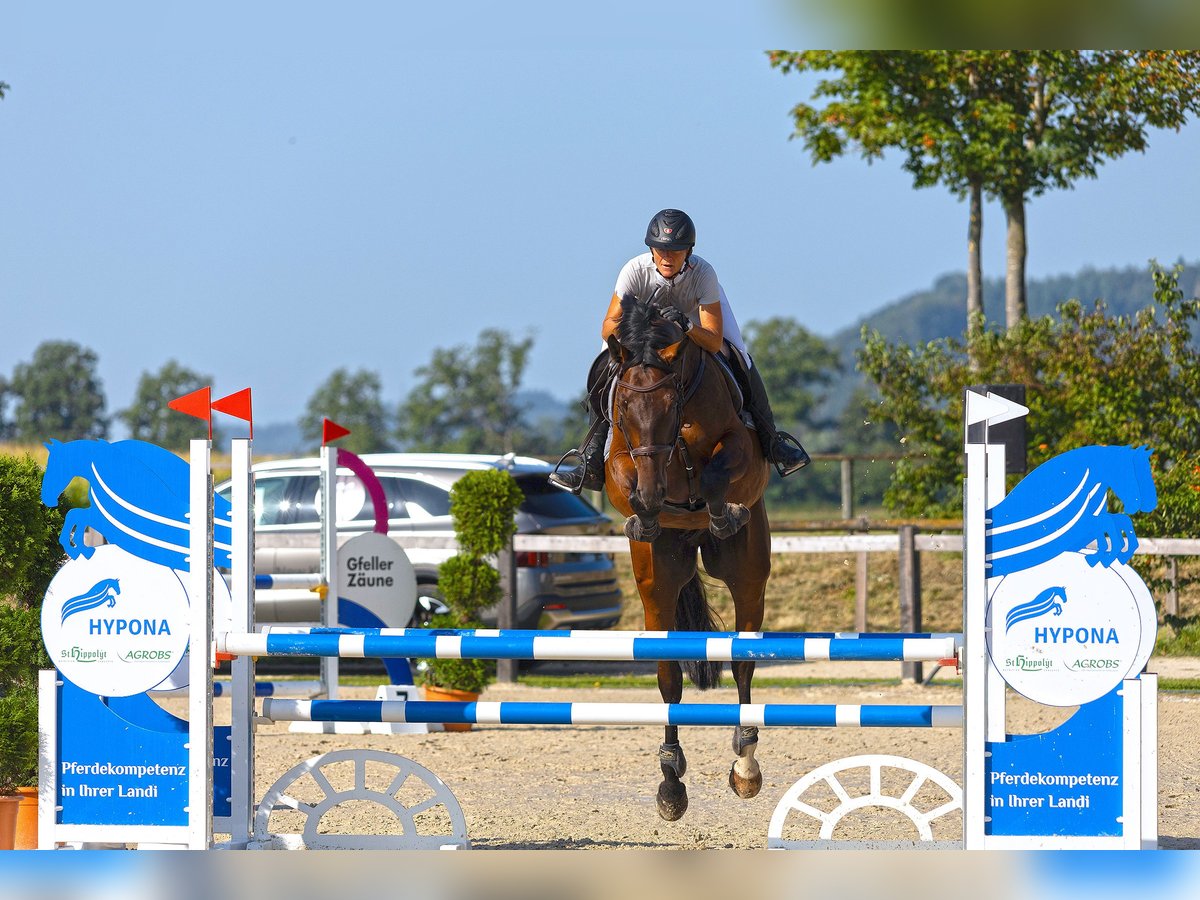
3, 3, 1198, 427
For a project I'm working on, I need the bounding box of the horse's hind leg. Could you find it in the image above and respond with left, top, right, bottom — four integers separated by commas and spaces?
632, 538, 694, 821
656, 660, 689, 820
729, 660, 762, 799
702, 502, 769, 800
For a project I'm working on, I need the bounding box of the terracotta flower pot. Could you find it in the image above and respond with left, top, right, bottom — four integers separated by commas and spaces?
421, 684, 479, 732
13, 787, 37, 850
0, 796, 18, 850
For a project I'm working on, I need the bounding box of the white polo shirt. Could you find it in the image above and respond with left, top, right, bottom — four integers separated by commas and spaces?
613, 252, 749, 363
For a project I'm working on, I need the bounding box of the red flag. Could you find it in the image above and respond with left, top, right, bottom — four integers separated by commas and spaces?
212, 388, 253, 440
322, 418, 351, 445
167, 386, 212, 440
212, 388, 252, 421
168, 387, 212, 420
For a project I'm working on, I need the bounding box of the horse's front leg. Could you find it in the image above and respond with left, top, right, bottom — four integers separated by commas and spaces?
655, 659, 689, 820
701, 438, 749, 540
60, 507, 95, 559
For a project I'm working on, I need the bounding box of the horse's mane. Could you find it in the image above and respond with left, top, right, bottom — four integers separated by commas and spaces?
614, 294, 686, 369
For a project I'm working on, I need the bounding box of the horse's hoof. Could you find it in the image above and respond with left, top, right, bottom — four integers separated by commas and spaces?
624, 515, 660, 543
728, 763, 763, 800
656, 780, 689, 820
709, 503, 750, 539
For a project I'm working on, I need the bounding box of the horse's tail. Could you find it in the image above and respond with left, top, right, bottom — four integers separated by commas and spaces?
675, 573, 722, 690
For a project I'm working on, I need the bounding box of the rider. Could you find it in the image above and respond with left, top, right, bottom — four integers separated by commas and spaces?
550, 208, 810, 494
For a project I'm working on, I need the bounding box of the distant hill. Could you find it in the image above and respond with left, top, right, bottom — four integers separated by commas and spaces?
817, 260, 1200, 420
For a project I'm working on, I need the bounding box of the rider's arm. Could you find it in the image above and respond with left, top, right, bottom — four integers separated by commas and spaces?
601, 291, 623, 341
689, 302, 724, 354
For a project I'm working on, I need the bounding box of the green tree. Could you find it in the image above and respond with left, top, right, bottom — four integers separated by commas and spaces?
118, 360, 214, 450
769, 51, 1200, 332
300, 368, 391, 454
395, 329, 534, 454
858, 264, 1200, 536
0, 454, 66, 606
8, 341, 108, 441
743, 317, 840, 434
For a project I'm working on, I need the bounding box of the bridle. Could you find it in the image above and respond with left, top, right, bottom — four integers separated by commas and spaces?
613, 345, 708, 506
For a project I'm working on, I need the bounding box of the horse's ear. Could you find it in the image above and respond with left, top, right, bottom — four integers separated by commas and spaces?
44, 439, 59, 449
606, 335, 623, 362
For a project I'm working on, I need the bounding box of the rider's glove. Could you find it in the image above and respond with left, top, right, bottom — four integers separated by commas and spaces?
659, 305, 692, 332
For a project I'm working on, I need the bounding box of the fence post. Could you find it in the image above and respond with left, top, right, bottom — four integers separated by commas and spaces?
898, 524, 922, 683
496, 541, 518, 683
840, 457, 854, 520
1166, 557, 1179, 617
855, 552, 868, 632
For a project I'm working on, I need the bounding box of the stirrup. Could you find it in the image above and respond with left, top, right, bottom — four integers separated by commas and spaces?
771, 431, 811, 477
548, 449, 587, 494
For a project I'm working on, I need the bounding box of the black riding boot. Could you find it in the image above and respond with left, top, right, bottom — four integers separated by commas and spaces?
736, 356, 811, 477
549, 416, 609, 494
549, 352, 614, 494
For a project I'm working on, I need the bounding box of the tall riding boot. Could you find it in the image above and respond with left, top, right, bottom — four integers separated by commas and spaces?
738, 358, 811, 477
549, 352, 614, 494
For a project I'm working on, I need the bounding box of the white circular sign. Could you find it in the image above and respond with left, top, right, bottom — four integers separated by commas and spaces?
338, 532, 416, 628
986, 551, 1145, 706
151, 566, 234, 693
41, 545, 190, 697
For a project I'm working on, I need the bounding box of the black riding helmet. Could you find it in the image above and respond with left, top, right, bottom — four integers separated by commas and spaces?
644, 209, 696, 251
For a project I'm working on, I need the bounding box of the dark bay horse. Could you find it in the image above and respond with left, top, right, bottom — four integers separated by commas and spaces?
604, 294, 772, 821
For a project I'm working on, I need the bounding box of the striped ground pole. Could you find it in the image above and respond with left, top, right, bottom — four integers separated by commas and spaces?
260, 699, 965, 728
219, 630, 960, 663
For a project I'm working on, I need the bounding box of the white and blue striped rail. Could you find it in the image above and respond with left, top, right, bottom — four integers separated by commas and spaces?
260, 699, 964, 728
218, 628, 961, 664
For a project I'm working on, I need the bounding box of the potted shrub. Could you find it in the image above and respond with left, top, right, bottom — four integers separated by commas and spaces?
418, 469, 523, 730
0, 454, 66, 848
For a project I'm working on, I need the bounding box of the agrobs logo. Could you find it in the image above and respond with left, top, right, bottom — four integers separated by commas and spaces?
985, 446, 1159, 707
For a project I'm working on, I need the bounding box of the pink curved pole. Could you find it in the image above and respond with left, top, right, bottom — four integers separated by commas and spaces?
336, 448, 388, 535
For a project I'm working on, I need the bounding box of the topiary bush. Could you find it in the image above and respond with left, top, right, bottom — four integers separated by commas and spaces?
418, 468, 523, 693
0, 453, 66, 607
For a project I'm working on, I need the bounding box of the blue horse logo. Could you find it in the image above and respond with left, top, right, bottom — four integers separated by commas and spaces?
986, 445, 1156, 578
61, 577, 121, 624
41, 439, 232, 571
1004, 586, 1067, 634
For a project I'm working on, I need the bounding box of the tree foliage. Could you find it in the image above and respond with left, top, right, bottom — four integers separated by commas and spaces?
743, 316, 840, 433
768, 51, 1200, 329
858, 264, 1200, 538
300, 368, 391, 454
395, 329, 535, 454
0, 454, 65, 607
118, 360, 214, 450
7, 341, 108, 442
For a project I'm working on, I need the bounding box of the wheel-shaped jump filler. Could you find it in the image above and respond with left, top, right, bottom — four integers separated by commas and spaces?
252, 749, 469, 849
767, 754, 962, 849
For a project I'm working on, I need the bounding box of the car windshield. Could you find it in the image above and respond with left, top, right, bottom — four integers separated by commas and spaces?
514, 474, 602, 519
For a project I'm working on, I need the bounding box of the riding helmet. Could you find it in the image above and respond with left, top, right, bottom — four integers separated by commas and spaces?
644, 209, 696, 251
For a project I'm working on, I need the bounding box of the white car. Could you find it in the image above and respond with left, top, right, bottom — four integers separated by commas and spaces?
217, 452, 623, 630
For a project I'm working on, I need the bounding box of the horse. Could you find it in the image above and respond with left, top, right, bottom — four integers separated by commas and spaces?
41, 438, 233, 571
603, 294, 772, 821
985, 444, 1157, 577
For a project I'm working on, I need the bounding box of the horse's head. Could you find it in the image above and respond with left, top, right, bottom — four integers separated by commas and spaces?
608, 294, 689, 516
41, 438, 76, 506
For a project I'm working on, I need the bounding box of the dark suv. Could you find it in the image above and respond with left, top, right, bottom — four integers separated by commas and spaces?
217, 452, 623, 630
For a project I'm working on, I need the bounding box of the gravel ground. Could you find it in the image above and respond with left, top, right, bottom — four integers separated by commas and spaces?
223, 657, 1200, 851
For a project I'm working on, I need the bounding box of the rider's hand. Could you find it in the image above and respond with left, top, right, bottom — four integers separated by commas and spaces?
658, 305, 692, 332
